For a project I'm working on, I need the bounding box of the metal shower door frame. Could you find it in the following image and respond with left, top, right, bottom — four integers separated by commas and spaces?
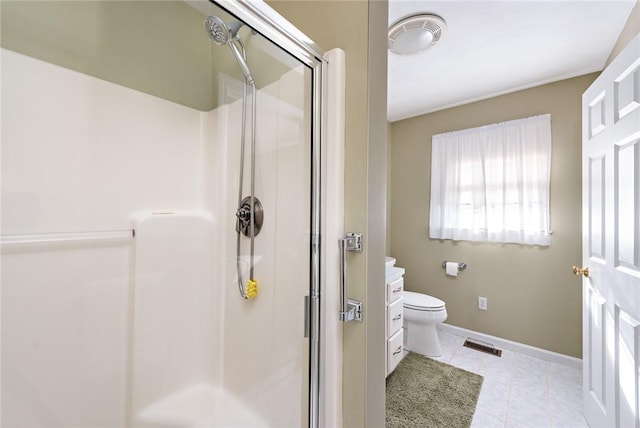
212, 1, 325, 427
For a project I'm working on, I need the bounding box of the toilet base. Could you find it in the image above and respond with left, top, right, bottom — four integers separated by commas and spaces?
403, 323, 442, 357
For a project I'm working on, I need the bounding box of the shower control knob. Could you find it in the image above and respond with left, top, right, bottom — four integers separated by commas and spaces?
236, 207, 250, 220
235, 196, 264, 238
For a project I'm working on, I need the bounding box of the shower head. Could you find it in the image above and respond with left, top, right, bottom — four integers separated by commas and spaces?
204, 15, 231, 45
204, 15, 255, 86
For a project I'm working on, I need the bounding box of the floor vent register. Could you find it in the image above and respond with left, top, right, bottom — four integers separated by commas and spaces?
463, 339, 503, 357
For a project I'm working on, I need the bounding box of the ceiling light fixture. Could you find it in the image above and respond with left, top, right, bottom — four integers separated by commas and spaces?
388, 14, 446, 55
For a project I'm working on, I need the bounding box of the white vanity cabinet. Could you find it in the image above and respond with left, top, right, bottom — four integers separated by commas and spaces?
385, 262, 405, 376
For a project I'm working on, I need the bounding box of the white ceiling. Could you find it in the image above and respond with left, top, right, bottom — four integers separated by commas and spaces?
387, 0, 637, 122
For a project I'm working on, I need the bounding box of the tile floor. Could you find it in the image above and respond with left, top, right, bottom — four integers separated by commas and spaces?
431, 331, 589, 428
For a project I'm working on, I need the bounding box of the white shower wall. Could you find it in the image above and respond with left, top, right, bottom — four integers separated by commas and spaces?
1, 47, 310, 427
1, 49, 206, 234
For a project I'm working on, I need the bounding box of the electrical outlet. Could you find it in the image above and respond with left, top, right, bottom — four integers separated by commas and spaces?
478, 296, 488, 310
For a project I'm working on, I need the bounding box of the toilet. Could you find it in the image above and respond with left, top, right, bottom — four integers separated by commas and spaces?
402, 291, 448, 357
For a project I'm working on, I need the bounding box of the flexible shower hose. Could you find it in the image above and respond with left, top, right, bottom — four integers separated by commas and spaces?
236, 39, 258, 300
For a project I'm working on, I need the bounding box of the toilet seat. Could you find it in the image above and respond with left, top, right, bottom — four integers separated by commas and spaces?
403, 291, 445, 311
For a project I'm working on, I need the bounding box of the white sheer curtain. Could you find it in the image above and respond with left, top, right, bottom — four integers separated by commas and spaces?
429, 114, 552, 246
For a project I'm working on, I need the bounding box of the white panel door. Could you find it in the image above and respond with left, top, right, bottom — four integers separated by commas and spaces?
581, 33, 640, 428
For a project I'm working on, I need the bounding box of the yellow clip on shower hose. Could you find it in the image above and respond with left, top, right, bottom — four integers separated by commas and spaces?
246, 279, 258, 299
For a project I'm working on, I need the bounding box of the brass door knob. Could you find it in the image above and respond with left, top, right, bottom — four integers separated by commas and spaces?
572, 266, 590, 277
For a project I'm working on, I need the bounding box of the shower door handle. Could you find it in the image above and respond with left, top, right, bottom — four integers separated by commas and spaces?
339, 233, 363, 322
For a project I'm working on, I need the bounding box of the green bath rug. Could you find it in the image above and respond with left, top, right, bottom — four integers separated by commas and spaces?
386, 351, 483, 428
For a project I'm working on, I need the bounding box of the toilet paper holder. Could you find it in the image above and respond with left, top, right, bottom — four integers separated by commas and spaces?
442, 261, 467, 270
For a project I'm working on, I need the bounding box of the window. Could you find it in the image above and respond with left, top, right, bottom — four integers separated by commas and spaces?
429, 114, 552, 246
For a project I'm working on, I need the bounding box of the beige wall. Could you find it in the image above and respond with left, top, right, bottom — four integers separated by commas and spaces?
268, 1, 388, 427
390, 73, 598, 358
1, 1, 299, 111
606, 0, 640, 66
1, 1, 217, 111
387, 123, 393, 256
365, 4, 388, 427
0, 0, 291, 111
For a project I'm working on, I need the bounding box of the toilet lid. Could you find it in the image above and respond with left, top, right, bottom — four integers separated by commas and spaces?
402, 291, 445, 310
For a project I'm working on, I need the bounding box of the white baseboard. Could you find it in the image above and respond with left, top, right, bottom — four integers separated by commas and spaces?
438, 323, 582, 370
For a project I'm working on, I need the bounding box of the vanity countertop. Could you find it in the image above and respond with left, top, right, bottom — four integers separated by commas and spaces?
385, 266, 405, 284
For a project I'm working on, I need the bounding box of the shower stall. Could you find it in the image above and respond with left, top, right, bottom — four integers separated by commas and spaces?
1, 1, 330, 426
